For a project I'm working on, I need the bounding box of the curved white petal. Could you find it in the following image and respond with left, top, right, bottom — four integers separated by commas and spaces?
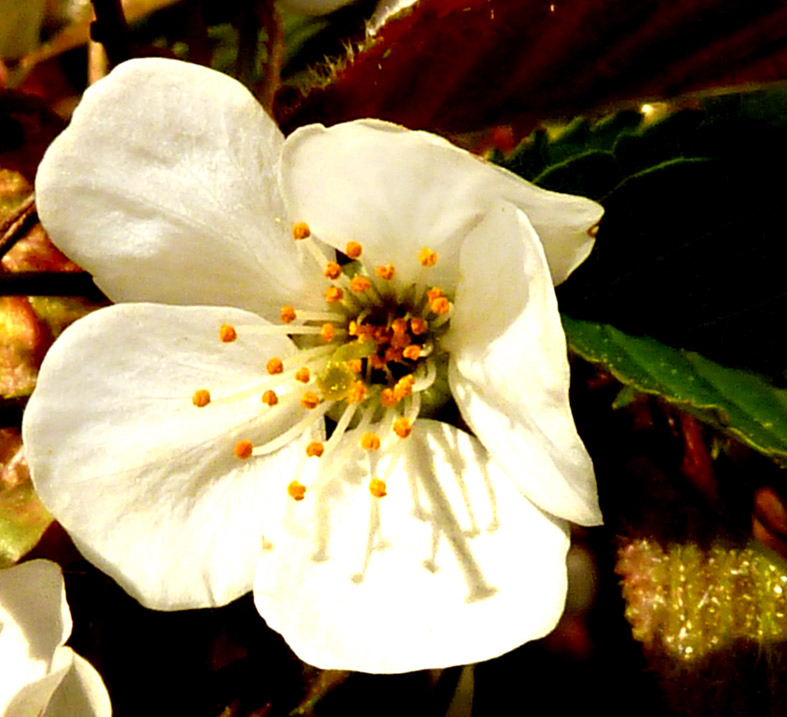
43, 653, 112, 717
35, 58, 321, 320
23, 304, 323, 609
253, 419, 569, 673
280, 119, 602, 290
446, 201, 602, 526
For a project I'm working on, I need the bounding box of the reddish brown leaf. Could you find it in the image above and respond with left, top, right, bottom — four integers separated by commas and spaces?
277, 0, 787, 135
0, 295, 43, 399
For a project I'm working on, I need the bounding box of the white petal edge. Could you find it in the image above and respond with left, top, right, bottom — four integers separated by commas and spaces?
446, 200, 602, 526
35, 58, 322, 321
23, 303, 324, 609
43, 653, 112, 717
280, 118, 602, 290
253, 419, 570, 673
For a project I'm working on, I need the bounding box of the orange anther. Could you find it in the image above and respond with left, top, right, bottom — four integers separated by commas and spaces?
370, 353, 387, 370
426, 287, 444, 302
361, 433, 381, 451
219, 324, 237, 342
192, 389, 211, 407
393, 417, 413, 438
369, 478, 387, 498
321, 323, 335, 342
410, 317, 427, 335
418, 248, 438, 267
430, 297, 451, 315
347, 380, 368, 403
391, 318, 408, 334
325, 286, 344, 303
306, 442, 325, 458
348, 320, 359, 336
288, 481, 307, 501
266, 357, 284, 375
234, 440, 253, 459
394, 375, 415, 401
376, 264, 395, 280
280, 305, 297, 324
345, 241, 363, 259
384, 347, 403, 364
391, 332, 412, 349
295, 367, 311, 383
324, 262, 342, 280
349, 275, 372, 294
403, 345, 421, 360
262, 390, 278, 406
292, 222, 311, 240
380, 388, 398, 407
301, 391, 320, 409
347, 359, 363, 373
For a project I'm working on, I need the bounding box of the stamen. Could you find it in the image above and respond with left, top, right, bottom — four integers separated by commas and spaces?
262, 389, 278, 406
324, 262, 342, 280
349, 276, 372, 294
410, 317, 427, 335
393, 417, 412, 438
219, 324, 237, 343
280, 305, 297, 324
288, 481, 307, 501
347, 359, 363, 373
361, 433, 381, 451
391, 317, 408, 334
380, 388, 398, 407
390, 332, 411, 349
369, 478, 387, 498
345, 241, 363, 259
426, 287, 444, 302
430, 296, 451, 315
192, 389, 211, 407
413, 361, 437, 393
292, 222, 311, 240
266, 357, 284, 375
403, 345, 421, 360
306, 441, 325, 458
393, 374, 415, 401
301, 391, 321, 409
295, 367, 311, 383
418, 248, 438, 267
347, 380, 368, 403
325, 287, 344, 303
376, 264, 395, 280
234, 440, 253, 459
320, 323, 336, 342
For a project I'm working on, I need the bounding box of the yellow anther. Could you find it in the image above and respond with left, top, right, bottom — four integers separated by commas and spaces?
380, 388, 398, 407
391, 317, 408, 334
292, 222, 311, 240
418, 248, 438, 267
393, 417, 413, 438
192, 389, 211, 407
345, 241, 363, 259
266, 357, 284, 375
361, 433, 381, 451
347, 359, 363, 373
262, 389, 278, 406
369, 478, 387, 498
376, 264, 395, 280
394, 375, 415, 401
349, 275, 372, 294
301, 391, 320, 409
280, 305, 297, 324
219, 324, 237, 342
325, 286, 344, 303
288, 481, 307, 501
234, 440, 253, 459
306, 441, 325, 458
426, 287, 444, 302
347, 380, 368, 403
384, 347, 404, 364
348, 320, 359, 336
403, 345, 421, 360
324, 262, 342, 280
321, 323, 335, 342
410, 317, 427, 335
295, 367, 311, 383
431, 296, 451, 315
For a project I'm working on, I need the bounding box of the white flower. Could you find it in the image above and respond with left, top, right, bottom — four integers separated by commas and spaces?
0, 560, 111, 716
24, 58, 603, 673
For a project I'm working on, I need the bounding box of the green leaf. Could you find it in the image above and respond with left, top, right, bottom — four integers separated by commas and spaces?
563, 316, 787, 462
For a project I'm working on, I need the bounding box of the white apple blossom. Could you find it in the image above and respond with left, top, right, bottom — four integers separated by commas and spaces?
0, 560, 111, 716
24, 58, 603, 673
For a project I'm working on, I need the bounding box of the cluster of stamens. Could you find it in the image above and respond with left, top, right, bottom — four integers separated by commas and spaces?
192, 222, 453, 503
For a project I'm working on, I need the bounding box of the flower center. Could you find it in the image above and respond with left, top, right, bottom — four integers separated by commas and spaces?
193, 222, 454, 502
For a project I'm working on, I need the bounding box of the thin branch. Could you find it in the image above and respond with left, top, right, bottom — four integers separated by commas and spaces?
0, 272, 106, 299
90, 0, 132, 67
0, 195, 37, 261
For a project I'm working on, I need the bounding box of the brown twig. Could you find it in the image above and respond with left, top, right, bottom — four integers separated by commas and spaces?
90, 0, 132, 67
0, 195, 36, 261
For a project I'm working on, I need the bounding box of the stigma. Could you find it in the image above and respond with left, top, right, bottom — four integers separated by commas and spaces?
197, 227, 454, 501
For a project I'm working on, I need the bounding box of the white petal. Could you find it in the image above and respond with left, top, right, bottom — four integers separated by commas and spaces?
368, 0, 418, 34
253, 419, 569, 673
23, 304, 323, 610
446, 201, 602, 526
35, 58, 321, 320
0, 561, 71, 713
280, 119, 602, 289
43, 653, 112, 717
